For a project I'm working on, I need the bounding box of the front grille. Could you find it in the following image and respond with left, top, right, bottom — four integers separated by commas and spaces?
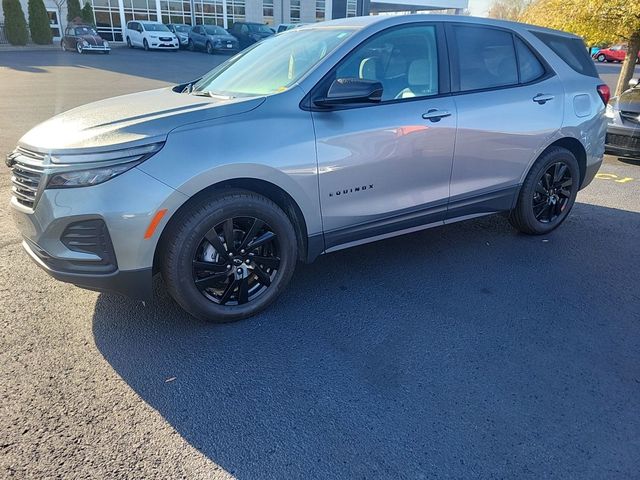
159, 37, 173, 42
620, 111, 640, 126
9, 148, 45, 209
606, 133, 640, 151
61, 219, 117, 270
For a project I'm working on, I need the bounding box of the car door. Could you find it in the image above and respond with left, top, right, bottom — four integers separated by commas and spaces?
445, 24, 564, 220
129, 22, 140, 46
311, 23, 457, 250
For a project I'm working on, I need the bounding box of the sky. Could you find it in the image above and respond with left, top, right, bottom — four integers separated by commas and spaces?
467, 0, 492, 16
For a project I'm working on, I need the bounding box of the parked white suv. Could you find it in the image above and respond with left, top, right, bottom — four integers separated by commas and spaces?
125, 21, 178, 51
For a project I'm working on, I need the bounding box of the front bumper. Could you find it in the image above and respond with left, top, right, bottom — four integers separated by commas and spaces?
605, 125, 640, 158
82, 44, 110, 52
150, 41, 178, 49
9, 165, 186, 299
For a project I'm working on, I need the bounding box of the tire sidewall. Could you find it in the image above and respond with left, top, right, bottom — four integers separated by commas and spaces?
517, 148, 580, 234
143, 39, 149, 51
76, 43, 83, 54
163, 193, 297, 322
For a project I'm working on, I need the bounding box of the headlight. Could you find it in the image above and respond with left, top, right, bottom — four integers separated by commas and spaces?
48, 161, 140, 188
50, 143, 163, 164
605, 103, 615, 119
46, 143, 164, 188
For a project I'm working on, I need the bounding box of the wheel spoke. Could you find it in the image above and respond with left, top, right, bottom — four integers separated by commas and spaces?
252, 265, 272, 287
252, 255, 280, 269
223, 218, 235, 253
535, 182, 548, 196
204, 229, 229, 260
193, 260, 228, 273
237, 277, 249, 304
195, 271, 230, 289
219, 279, 237, 305
561, 178, 573, 188
559, 188, 572, 198
555, 164, 567, 184
239, 218, 264, 252
543, 172, 552, 189
247, 231, 276, 251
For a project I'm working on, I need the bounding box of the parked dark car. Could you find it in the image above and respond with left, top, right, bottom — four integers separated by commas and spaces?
606, 78, 640, 158
188, 25, 239, 54
166, 23, 192, 49
61, 25, 110, 54
228, 22, 273, 49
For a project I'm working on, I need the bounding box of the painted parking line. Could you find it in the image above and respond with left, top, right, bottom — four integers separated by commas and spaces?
595, 173, 634, 183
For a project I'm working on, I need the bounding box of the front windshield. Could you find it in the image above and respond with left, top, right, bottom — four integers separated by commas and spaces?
144, 23, 170, 32
193, 27, 355, 96
205, 26, 227, 35
76, 27, 97, 36
248, 24, 274, 34
174, 25, 191, 33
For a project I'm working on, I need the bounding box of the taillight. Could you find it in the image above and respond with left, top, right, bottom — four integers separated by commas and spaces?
597, 84, 610, 105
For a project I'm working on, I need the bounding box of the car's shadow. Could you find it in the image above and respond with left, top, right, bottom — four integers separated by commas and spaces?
92, 203, 640, 478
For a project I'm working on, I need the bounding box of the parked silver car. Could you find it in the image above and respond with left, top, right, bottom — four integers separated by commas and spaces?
605, 78, 640, 158
7, 15, 607, 322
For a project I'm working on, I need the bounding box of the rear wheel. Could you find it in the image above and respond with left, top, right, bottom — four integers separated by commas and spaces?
509, 147, 580, 235
161, 190, 298, 323
206, 41, 213, 54
188, 39, 194, 51
597, 53, 606, 62
126, 37, 132, 48
61, 40, 66, 51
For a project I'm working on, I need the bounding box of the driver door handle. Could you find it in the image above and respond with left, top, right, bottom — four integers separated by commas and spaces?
422, 109, 452, 122
533, 94, 554, 104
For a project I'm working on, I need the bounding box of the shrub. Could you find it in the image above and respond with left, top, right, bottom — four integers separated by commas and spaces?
81, 2, 95, 25
28, 0, 52, 44
66, 0, 82, 22
2, 0, 29, 45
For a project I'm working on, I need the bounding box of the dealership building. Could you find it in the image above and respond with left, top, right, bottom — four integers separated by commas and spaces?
0, 0, 467, 43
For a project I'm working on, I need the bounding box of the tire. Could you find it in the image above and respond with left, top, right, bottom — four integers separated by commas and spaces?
61, 40, 66, 52
160, 189, 298, 323
76, 43, 83, 54
126, 37, 132, 48
143, 39, 149, 51
597, 54, 605, 62
188, 39, 194, 51
206, 41, 213, 54
509, 146, 580, 235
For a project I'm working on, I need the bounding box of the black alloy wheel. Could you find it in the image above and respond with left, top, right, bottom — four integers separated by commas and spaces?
161, 190, 297, 322
532, 162, 573, 223
193, 216, 280, 306
509, 146, 579, 235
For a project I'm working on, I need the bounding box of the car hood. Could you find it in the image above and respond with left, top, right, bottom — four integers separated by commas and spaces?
19, 87, 265, 154
616, 88, 640, 112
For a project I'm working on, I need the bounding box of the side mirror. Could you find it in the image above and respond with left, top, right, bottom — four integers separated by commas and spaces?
315, 78, 383, 107
629, 78, 639, 89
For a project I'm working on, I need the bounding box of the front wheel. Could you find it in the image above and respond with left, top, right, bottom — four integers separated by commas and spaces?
160, 190, 298, 323
206, 41, 213, 54
76, 43, 83, 54
143, 39, 149, 51
597, 54, 606, 62
509, 147, 580, 235
188, 39, 194, 51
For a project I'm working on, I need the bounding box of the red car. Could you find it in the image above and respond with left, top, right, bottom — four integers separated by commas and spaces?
593, 45, 640, 63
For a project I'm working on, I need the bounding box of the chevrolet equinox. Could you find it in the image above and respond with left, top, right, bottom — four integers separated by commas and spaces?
7, 15, 607, 322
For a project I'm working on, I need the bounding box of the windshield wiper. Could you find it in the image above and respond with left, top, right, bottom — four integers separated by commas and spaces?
190, 90, 235, 99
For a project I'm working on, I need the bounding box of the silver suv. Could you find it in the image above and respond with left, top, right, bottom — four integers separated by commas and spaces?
7, 15, 607, 322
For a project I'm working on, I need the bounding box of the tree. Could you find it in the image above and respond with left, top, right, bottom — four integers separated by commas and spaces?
28, 0, 53, 44
81, 1, 94, 25
488, 0, 530, 21
2, 0, 29, 45
66, 0, 82, 22
521, 0, 640, 96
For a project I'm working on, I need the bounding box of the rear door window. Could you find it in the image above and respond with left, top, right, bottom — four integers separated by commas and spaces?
531, 31, 598, 78
515, 37, 545, 83
451, 25, 518, 91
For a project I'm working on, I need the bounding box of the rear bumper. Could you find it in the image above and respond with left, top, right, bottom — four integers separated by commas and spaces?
23, 238, 153, 300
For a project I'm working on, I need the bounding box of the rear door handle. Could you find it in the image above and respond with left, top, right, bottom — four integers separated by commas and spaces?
533, 94, 554, 104
422, 109, 452, 122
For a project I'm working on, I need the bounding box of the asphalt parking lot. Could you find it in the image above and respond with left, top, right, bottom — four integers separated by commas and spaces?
1, 49, 639, 479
